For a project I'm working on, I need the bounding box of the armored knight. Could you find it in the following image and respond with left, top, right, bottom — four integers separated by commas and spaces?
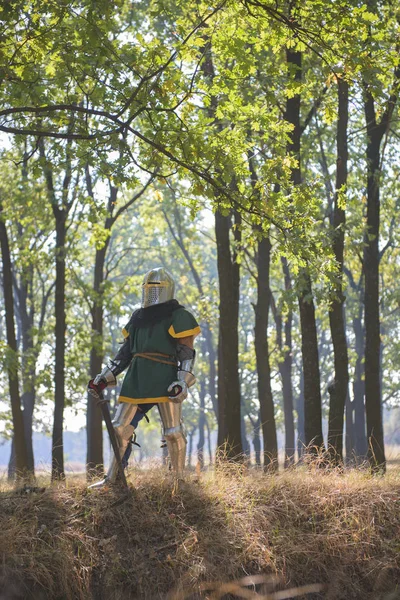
87, 267, 200, 487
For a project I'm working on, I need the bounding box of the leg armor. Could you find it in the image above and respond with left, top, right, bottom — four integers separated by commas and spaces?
158, 402, 187, 478
89, 403, 138, 489
107, 403, 138, 483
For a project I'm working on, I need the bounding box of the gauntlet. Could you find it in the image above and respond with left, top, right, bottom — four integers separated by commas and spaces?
168, 343, 196, 403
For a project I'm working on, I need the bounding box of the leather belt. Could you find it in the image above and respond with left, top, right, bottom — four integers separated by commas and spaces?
133, 352, 177, 367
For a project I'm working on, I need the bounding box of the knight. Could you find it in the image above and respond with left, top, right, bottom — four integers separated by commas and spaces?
87, 267, 200, 487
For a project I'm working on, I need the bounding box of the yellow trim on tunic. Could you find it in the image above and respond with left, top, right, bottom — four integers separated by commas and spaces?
118, 395, 170, 405
168, 324, 201, 339
122, 327, 129, 339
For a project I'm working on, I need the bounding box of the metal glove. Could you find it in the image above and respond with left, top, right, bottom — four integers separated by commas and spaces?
87, 378, 107, 400
87, 364, 117, 400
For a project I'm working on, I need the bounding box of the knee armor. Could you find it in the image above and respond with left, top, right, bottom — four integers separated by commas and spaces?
106, 403, 137, 484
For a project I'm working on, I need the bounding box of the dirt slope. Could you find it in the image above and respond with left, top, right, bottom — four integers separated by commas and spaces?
0, 467, 399, 599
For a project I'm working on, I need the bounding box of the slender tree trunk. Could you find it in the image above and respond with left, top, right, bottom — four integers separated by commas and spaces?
298, 275, 324, 450
296, 367, 305, 459
7, 439, 16, 480
270, 268, 295, 466
39, 139, 73, 481
241, 411, 251, 461
251, 414, 262, 467
353, 311, 368, 459
254, 236, 278, 469
17, 269, 36, 473
204, 324, 217, 419
345, 393, 354, 464
362, 0, 400, 474
85, 177, 152, 476
52, 210, 67, 479
205, 417, 213, 466
87, 243, 108, 476
21, 390, 35, 471
327, 76, 350, 463
215, 210, 242, 459
162, 205, 218, 420
285, 48, 324, 452
197, 378, 206, 469
201, 42, 236, 446
0, 204, 28, 477
247, 155, 278, 469
19, 154, 36, 474
363, 93, 386, 471
281, 258, 295, 465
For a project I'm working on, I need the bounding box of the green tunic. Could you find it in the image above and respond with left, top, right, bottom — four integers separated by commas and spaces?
119, 308, 200, 404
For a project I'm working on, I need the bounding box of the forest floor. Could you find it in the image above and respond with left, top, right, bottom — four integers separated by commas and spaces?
0, 464, 399, 600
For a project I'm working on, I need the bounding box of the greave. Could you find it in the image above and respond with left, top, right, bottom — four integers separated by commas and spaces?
158, 402, 187, 478
106, 403, 138, 483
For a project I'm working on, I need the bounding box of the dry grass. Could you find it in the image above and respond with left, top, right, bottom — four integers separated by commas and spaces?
0, 465, 399, 600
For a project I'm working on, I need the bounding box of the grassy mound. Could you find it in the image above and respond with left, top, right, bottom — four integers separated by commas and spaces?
0, 466, 399, 599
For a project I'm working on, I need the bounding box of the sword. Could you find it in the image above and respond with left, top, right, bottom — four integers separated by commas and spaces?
95, 391, 129, 490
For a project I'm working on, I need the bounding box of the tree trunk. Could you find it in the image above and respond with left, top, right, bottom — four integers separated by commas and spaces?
204, 323, 218, 419
87, 243, 108, 477
7, 439, 16, 480
241, 411, 251, 461
353, 310, 368, 459
0, 204, 28, 477
296, 365, 305, 459
285, 48, 324, 453
52, 210, 67, 479
280, 258, 295, 465
205, 417, 213, 466
327, 76, 349, 463
17, 266, 36, 473
162, 204, 218, 420
363, 92, 386, 471
85, 177, 152, 476
215, 210, 242, 459
21, 390, 35, 472
254, 236, 278, 469
345, 393, 354, 464
197, 378, 206, 469
270, 263, 295, 465
252, 414, 262, 467
39, 140, 72, 481
200, 42, 233, 441
298, 275, 324, 450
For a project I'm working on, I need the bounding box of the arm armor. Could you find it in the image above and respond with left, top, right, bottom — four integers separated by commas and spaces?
93, 339, 132, 386
176, 343, 196, 387
109, 338, 133, 376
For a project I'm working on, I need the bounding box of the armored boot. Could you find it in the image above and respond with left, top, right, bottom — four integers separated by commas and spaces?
158, 402, 187, 479
89, 403, 138, 489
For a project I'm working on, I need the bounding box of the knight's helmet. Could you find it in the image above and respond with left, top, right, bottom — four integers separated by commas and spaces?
141, 267, 175, 308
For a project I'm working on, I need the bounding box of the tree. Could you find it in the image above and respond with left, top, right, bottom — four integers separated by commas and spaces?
254, 234, 278, 469
1, 147, 55, 477
160, 191, 218, 420
39, 138, 80, 479
85, 167, 154, 477
215, 208, 243, 458
361, 2, 400, 471
327, 75, 350, 463
284, 47, 324, 452
0, 201, 29, 477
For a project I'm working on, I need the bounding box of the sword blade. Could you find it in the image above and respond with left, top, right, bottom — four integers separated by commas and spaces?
98, 394, 129, 489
